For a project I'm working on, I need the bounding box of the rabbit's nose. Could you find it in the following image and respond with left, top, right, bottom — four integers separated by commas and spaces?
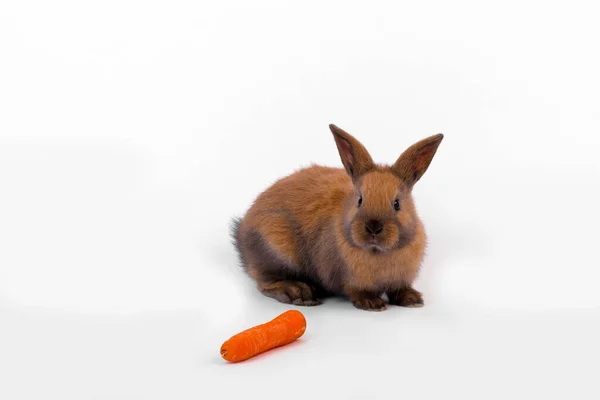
365, 220, 383, 235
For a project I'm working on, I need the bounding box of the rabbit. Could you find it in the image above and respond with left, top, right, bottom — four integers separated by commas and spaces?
232, 124, 443, 311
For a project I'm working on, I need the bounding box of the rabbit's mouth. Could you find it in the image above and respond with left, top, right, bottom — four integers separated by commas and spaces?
368, 245, 384, 254
366, 239, 386, 253
344, 217, 399, 252
367, 237, 380, 246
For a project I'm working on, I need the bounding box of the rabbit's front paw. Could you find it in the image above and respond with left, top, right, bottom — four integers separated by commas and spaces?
388, 287, 424, 308
348, 292, 387, 311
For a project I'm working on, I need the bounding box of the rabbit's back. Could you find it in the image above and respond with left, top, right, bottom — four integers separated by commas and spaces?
234, 165, 351, 283
248, 165, 351, 228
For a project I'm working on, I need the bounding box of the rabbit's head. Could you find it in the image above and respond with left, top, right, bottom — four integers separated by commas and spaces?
330, 124, 443, 253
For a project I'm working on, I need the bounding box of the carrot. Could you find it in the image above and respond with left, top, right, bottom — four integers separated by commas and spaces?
220, 310, 306, 362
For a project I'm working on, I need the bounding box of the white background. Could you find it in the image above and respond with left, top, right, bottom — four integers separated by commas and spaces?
1, 0, 600, 399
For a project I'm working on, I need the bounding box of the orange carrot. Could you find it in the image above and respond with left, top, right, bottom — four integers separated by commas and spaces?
220, 310, 306, 362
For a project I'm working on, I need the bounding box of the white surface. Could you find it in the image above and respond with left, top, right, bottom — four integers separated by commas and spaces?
1, 0, 600, 399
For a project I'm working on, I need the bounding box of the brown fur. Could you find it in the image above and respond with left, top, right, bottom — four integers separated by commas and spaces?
232, 124, 443, 311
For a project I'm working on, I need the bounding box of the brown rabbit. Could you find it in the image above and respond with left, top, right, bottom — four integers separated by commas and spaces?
232, 124, 443, 311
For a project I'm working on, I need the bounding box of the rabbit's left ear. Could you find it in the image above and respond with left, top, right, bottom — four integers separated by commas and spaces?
392, 134, 443, 187
329, 124, 375, 180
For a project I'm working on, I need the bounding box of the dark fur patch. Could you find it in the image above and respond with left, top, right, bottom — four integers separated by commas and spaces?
230, 217, 245, 268
392, 219, 416, 250
232, 215, 303, 280
245, 228, 299, 280
309, 228, 347, 295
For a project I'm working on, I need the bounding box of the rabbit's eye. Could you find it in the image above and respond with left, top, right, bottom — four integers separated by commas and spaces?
358, 196, 363, 208
393, 199, 401, 211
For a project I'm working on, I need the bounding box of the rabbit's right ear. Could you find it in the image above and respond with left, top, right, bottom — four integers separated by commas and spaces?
392, 133, 443, 187
329, 124, 374, 180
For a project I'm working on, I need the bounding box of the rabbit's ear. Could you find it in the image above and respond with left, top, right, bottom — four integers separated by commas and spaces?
392, 134, 443, 187
329, 124, 374, 180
